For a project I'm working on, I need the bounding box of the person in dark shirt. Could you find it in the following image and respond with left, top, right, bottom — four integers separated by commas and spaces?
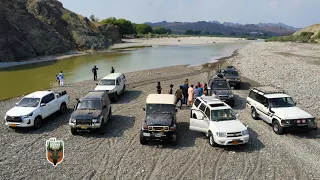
175, 86, 183, 109
203, 83, 208, 96
92, 65, 98, 81
156, 82, 162, 94
111, 67, 115, 73
182, 81, 189, 105
168, 84, 174, 94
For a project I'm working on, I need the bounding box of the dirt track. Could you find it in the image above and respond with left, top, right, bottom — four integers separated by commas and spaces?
0, 64, 320, 180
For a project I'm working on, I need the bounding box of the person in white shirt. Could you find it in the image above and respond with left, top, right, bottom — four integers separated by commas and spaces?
58, 71, 64, 87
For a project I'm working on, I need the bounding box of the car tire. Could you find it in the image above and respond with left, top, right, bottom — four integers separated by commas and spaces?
273, 120, 284, 135
140, 131, 148, 145
123, 85, 126, 94
251, 108, 259, 120
33, 117, 42, 129
113, 93, 118, 102
97, 120, 105, 135
170, 133, 177, 146
208, 132, 218, 147
108, 108, 112, 121
71, 128, 78, 135
60, 103, 67, 114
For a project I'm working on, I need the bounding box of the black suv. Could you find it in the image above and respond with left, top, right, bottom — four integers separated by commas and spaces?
208, 78, 235, 107
69, 91, 112, 135
217, 67, 241, 89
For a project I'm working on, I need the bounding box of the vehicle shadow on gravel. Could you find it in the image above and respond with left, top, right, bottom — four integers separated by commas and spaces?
144, 122, 199, 148
115, 90, 142, 104
11, 109, 73, 134
78, 115, 135, 138
233, 94, 247, 111
286, 128, 320, 139
220, 127, 265, 152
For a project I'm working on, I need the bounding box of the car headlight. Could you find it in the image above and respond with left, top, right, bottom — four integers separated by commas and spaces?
22, 112, 33, 118
216, 132, 226, 137
92, 117, 100, 123
242, 130, 249, 135
70, 118, 76, 123
228, 94, 234, 98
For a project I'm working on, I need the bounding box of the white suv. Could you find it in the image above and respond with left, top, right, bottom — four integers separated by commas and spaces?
246, 86, 317, 135
189, 96, 249, 146
94, 73, 126, 102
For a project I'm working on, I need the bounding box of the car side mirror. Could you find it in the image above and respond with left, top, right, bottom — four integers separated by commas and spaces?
76, 98, 79, 101
175, 109, 178, 112
40, 103, 46, 107
96, 83, 98, 85
102, 105, 107, 109
143, 108, 145, 111
15, 103, 18, 106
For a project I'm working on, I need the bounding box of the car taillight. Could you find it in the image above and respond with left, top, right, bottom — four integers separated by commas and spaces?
296, 120, 301, 124
301, 119, 306, 123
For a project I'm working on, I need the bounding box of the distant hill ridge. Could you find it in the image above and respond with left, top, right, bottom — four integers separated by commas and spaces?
145, 21, 299, 37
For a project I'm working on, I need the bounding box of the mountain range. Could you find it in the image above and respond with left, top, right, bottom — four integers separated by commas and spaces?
145, 21, 300, 37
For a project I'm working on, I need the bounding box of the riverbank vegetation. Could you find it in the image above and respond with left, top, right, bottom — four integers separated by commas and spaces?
265, 31, 320, 43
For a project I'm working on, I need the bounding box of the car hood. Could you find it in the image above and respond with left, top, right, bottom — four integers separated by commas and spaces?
94, 85, 115, 91
271, 107, 313, 119
212, 89, 232, 96
146, 113, 173, 126
6, 107, 37, 116
71, 109, 101, 119
211, 120, 246, 132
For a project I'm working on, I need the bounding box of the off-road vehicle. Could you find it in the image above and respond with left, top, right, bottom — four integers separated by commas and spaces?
246, 86, 317, 135
140, 94, 178, 146
208, 77, 235, 107
69, 91, 112, 135
216, 67, 241, 89
189, 96, 249, 146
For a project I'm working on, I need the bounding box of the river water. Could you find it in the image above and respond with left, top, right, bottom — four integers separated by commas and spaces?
0, 40, 252, 100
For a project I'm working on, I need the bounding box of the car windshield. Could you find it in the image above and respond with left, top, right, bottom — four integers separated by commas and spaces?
269, 97, 296, 108
17, 98, 40, 107
77, 99, 102, 110
212, 82, 230, 90
224, 70, 239, 76
146, 104, 174, 114
211, 109, 236, 121
99, 79, 115, 85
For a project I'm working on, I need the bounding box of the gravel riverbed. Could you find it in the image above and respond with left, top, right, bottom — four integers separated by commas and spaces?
0, 42, 320, 180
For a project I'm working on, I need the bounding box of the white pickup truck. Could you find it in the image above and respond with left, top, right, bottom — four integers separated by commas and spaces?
189, 96, 249, 146
4, 90, 69, 129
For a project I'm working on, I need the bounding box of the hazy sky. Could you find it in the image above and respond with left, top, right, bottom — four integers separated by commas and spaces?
59, 0, 320, 28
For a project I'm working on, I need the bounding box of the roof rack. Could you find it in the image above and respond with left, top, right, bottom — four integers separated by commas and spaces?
199, 96, 221, 103
252, 86, 286, 94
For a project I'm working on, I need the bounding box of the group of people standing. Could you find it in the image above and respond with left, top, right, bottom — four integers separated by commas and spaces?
92, 66, 115, 81
156, 79, 208, 108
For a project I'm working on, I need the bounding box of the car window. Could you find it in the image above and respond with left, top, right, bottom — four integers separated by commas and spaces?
256, 94, 265, 104
205, 107, 210, 118
194, 98, 201, 107
249, 90, 257, 100
41, 94, 54, 103
118, 78, 121, 82
47, 93, 55, 102
199, 103, 206, 112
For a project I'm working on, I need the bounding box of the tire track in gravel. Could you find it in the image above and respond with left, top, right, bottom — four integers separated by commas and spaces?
173, 147, 205, 180
248, 152, 262, 180
144, 149, 171, 180
114, 146, 133, 180
213, 150, 227, 180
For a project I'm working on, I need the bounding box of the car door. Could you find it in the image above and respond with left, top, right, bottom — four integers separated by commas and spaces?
116, 78, 121, 94
255, 94, 269, 122
189, 103, 210, 133
46, 93, 56, 115
258, 97, 273, 123
101, 96, 108, 122
40, 94, 53, 118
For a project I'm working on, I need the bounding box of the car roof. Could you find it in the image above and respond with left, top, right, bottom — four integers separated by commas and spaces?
101, 73, 123, 80
264, 94, 291, 98
197, 96, 231, 110
25, 91, 53, 98
81, 91, 105, 100
146, 94, 176, 104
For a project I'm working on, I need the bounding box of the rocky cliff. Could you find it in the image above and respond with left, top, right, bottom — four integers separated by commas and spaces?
0, 0, 121, 62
